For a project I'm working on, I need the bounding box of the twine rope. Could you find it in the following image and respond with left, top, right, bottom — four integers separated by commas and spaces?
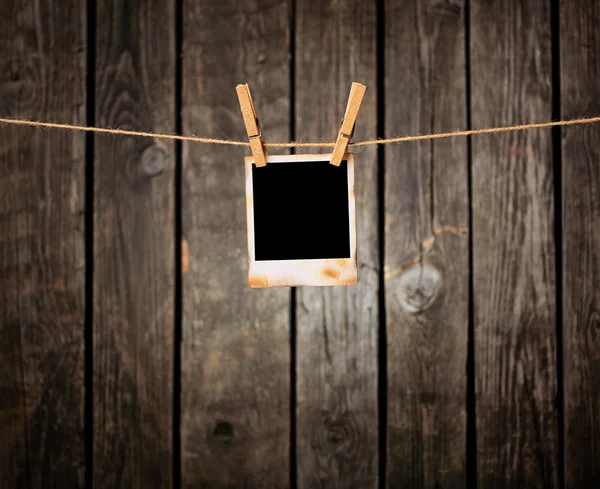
1, 116, 599, 148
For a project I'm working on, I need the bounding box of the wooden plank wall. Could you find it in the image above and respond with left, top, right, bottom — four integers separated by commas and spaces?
384, 1, 468, 487
93, 0, 175, 488
0, 1, 600, 489
0, 1, 86, 488
561, 1, 600, 487
181, 1, 290, 488
295, 1, 379, 488
471, 1, 559, 487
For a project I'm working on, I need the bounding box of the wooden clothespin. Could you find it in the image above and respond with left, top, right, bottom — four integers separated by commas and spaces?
236, 84, 268, 167
330, 82, 366, 167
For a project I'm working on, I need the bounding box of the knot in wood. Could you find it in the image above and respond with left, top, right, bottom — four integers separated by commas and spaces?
318, 411, 358, 452
590, 310, 600, 330
435, 0, 464, 16
588, 310, 600, 344
213, 420, 234, 444
397, 263, 441, 313
140, 144, 168, 177
326, 422, 347, 445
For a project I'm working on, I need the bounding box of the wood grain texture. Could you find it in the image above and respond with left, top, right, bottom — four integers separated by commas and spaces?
93, 1, 175, 487
561, 1, 600, 487
295, 1, 378, 487
471, 1, 558, 487
383, 1, 469, 487
0, 1, 86, 487
180, 1, 290, 488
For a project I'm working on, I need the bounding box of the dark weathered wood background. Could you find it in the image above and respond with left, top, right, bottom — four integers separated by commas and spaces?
0, 0, 599, 488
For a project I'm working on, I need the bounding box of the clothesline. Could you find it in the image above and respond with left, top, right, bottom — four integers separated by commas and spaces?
0, 115, 599, 148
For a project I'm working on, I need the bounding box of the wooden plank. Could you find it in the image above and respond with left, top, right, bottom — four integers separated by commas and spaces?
0, 1, 86, 488
383, 1, 469, 487
471, 1, 558, 487
295, 1, 378, 487
93, 0, 174, 487
561, 1, 600, 487
180, 1, 290, 488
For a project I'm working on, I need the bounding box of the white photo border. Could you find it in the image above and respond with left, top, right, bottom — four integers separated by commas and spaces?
244, 153, 357, 287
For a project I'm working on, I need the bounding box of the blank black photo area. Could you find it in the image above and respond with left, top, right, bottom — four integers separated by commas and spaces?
252, 160, 351, 261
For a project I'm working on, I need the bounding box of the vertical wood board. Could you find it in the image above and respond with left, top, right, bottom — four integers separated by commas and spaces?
384, 1, 469, 487
295, 1, 379, 488
561, 1, 600, 487
93, 0, 175, 487
471, 1, 558, 487
181, 1, 291, 488
0, 1, 86, 487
